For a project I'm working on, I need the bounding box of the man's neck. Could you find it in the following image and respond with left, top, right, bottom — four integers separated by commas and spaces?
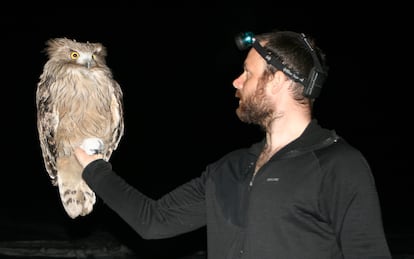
265, 113, 311, 152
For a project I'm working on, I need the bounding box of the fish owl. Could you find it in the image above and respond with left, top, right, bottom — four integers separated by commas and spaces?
36, 37, 124, 219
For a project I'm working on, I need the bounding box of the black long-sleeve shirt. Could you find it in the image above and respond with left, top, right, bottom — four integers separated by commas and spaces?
83, 119, 392, 258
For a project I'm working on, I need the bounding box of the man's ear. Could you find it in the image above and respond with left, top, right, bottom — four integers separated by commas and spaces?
275, 70, 290, 84
269, 70, 289, 94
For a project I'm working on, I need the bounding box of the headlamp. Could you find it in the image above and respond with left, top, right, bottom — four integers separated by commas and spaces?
234, 31, 327, 99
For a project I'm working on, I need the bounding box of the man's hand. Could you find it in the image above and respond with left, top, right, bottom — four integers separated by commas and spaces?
74, 147, 103, 169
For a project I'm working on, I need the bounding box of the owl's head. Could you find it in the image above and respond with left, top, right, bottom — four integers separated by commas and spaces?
44, 38, 107, 68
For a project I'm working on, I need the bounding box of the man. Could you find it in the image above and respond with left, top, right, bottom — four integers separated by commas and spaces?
75, 29, 392, 258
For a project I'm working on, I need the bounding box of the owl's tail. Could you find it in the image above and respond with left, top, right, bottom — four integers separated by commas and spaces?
58, 178, 96, 219
56, 156, 96, 219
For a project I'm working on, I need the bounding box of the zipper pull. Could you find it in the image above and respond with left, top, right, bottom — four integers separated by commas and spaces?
248, 162, 255, 187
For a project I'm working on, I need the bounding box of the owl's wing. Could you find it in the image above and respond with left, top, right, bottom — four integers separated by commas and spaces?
36, 78, 59, 185
103, 80, 124, 161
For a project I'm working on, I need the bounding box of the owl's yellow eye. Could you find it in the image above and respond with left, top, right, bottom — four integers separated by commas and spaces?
70, 51, 79, 60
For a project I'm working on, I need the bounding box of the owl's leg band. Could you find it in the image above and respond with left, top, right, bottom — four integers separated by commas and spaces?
80, 138, 105, 155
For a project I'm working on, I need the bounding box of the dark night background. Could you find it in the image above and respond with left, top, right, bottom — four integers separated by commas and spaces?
1, 4, 412, 258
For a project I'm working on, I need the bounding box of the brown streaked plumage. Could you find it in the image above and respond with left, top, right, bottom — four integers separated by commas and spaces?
36, 37, 124, 219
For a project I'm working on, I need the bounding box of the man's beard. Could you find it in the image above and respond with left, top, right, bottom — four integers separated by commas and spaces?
236, 85, 273, 128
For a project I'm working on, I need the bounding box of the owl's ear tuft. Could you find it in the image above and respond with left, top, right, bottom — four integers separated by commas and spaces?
44, 38, 68, 55
46, 38, 70, 47
44, 38, 79, 59
95, 44, 107, 57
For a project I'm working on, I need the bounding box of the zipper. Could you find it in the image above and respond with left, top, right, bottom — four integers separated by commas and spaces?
249, 172, 256, 187
248, 162, 257, 187
247, 162, 255, 187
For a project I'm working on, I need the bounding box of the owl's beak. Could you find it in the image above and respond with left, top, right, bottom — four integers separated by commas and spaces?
86, 57, 97, 69
78, 55, 94, 69
87, 54, 98, 69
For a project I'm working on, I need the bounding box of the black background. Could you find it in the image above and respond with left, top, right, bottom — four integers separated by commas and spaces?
1, 4, 412, 258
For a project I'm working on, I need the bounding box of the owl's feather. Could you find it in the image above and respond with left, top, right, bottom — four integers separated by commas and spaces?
36, 38, 124, 219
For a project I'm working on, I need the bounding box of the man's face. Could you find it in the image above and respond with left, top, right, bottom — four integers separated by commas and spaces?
233, 48, 274, 126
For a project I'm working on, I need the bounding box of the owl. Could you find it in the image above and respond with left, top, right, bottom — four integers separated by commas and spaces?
36, 37, 124, 219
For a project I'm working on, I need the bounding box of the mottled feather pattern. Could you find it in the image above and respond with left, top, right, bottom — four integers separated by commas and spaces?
36, 38, 124, 218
